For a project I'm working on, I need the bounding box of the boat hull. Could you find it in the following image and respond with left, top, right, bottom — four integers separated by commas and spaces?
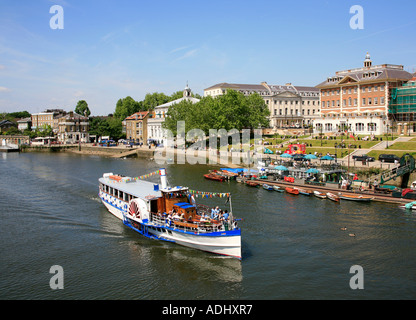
326, 192, 340, 202
273, 186, 284, 192
338, 194, 373, 202
313, 191, 326, 199
285, 187, 299, 195
124, 215, 242, 258
204, 174, 224, 182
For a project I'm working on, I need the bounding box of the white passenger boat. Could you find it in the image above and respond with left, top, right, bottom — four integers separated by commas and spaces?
98, 169, 242, 259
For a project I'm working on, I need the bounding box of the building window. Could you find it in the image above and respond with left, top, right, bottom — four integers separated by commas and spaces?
354, 98, 358, 106
368, 123, 377, 132
368, 98, 372, 105
362, 98, 366, 105
374, 97, 378, 105
381, 97, 385, 105
356, 123, 365, 131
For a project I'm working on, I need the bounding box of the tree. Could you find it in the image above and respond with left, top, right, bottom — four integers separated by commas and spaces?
140, 92, 170, 111
114, 96, 140, 120
88, 116, 125, 140
75, 100, 91, 117
245, 92, 270, 129
162, 90, 270, 136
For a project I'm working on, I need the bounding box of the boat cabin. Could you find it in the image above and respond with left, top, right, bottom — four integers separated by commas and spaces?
173, 202, 197, 221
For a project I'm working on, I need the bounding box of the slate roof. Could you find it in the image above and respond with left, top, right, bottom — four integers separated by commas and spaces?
125, 111, 150, 120
316, 64, 413, 88
204, 82, 319, 96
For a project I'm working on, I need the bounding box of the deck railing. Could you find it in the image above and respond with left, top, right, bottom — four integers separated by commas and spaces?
149, 212, 229, 234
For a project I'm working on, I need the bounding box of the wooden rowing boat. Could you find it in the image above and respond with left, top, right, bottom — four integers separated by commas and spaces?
313, 191, 327, 199
273, 186, 284, 192
285, 187, 299, 195
263, 184, 273, 191
203, 174, 224, 182
338, 193, 373, 202
245, 181, 259, 187
326, 192, 340, 202
294, 187, 313, 196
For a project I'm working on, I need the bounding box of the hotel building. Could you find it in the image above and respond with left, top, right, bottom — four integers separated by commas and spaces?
204, 82, 320, 130
316, 53, 413, 136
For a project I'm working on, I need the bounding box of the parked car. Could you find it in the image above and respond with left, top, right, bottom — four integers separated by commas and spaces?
352, 154, 375, 162
378, 154, 400, 163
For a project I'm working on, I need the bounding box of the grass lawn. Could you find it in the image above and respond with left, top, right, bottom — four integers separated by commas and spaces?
367, 149, 416, 159
386, 141, 416, 150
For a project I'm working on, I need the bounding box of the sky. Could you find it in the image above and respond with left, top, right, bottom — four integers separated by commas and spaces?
0, 0, 415, 116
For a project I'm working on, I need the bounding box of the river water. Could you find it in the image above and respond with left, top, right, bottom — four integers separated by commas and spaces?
1, 151, 416, 300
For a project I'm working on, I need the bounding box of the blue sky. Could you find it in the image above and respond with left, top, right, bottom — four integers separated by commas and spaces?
0, 0, 415, 116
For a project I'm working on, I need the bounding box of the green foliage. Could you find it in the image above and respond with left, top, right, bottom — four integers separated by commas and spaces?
74, 100, 91, 117
88, 116, 125, 140
114, 96, 140, 120
113, 91, 202, 120
140, 92, 170, 110
162, 90, 270, 135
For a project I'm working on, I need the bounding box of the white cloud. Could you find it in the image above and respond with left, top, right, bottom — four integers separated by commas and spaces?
0, 86, 11, 92
169, 45, 193, 54
175, 49, 198, 61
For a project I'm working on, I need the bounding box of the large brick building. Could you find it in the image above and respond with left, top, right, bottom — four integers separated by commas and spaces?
316, 53, 413, 136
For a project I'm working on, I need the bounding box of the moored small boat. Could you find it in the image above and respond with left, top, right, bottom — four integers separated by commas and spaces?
313, 191, 327, 199
245, 181, 259, 187
294, 187, 313, 196
338, 193, 373, 202
326, 192, 340, 202
285, 187, 299, 195
204, 173, 225, 182
400, 201, 416, 210
262, 184, 273, 191
273, 185, 284, 192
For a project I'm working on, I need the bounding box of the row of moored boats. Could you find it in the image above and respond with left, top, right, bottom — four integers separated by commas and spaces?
260, 183, 374, 202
